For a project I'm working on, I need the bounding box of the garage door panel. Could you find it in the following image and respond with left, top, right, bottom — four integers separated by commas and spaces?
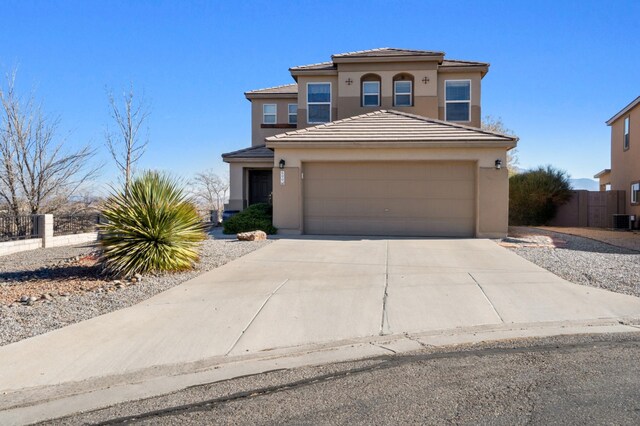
303, 162, 476, 237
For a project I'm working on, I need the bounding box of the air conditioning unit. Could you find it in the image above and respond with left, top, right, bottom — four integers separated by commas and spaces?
612, 214, 630, 230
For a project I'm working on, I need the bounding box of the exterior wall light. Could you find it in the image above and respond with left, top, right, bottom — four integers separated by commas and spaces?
279, 159, 286, 169
495, 159, 502, 170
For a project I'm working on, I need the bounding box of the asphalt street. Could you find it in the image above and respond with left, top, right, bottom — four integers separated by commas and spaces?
56, 332, 640, 425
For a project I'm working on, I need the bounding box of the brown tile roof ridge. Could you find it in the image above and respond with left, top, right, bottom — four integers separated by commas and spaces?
387, 110, 517, 140
332, 47, 445, 57
245, 83, 298, 94
267, 110, 518, 142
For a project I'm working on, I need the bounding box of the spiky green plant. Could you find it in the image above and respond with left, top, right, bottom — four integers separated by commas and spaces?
99, 171, 206, 276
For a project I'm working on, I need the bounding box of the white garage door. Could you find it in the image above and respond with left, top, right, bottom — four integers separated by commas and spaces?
303, 161, 476, 237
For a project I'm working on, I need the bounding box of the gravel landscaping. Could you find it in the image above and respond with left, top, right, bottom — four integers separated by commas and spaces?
0, 236, 271, 347
504, 227, 640, 298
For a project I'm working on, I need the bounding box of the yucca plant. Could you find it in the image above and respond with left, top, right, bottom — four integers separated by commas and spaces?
99, 171, 206, 276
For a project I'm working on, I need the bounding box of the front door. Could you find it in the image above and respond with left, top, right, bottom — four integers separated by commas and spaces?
248, 170, 273, 205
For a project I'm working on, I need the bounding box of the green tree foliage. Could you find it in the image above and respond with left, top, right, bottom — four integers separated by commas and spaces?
223, 203, 277, 235
509, 166, 573, 226
99, 171, 206, 276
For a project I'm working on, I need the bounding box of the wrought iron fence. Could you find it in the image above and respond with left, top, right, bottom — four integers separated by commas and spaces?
0, 215, 39, 242
53, 214, 100, 236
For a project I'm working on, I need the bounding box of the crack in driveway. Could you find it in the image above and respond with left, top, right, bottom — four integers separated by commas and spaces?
380, 240, 390, 335
468, 272, 505, 324
225, 279, 290, 355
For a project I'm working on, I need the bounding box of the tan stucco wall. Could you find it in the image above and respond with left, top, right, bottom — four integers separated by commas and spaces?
293, 67, 483, 128
295, 75, 339, 128
272, 167, 301, 231
250, 98, 297, 146
336, 63, 439, 120
271, 146, 508, 236
225, 160, 274, 211
610, 103, 640, 217
477, 167, 509, 238
437, 72, 482, 127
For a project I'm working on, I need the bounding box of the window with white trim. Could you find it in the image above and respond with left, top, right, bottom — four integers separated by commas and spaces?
394, 81, 412, 106
288, 104, 298, 124
445, 80, 471, 122
263, 104, 276, 124
624, 116, 630, 150
362, 81, 380, 107
631, 182, 639, 204
307, 83, 331, 123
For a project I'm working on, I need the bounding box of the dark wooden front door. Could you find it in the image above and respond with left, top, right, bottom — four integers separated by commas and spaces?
248, 170, 272, 205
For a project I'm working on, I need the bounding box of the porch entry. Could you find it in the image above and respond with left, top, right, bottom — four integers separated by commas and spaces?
248, 169, 273, 206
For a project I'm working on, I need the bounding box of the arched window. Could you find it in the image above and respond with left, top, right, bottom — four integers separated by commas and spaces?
393, 73, 414, 107
361, 74, 381, 107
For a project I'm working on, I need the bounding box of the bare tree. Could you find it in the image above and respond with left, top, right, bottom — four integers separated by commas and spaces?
191, 170, 229, 221
481, 115, 520, 175
105, 85, 150, 190
0, 70, 98, 217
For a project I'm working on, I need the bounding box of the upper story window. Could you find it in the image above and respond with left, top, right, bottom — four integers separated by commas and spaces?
393, 73, 414, 107
361, 74, 381, 107
362, 82, 380, 107
631, 182, 639, 204
288, 104, 298, 125
307, 83, 331, 123
445, 80, 471, 122
263, 104, 276, 124
624, 116, 630, 150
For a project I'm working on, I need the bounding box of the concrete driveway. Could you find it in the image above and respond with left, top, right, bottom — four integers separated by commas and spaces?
2, 238, 640, 421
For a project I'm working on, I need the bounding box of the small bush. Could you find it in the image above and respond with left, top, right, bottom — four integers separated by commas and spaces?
99, 171, 206, 276
223, 203, 277, 234
509, 165, 572, 226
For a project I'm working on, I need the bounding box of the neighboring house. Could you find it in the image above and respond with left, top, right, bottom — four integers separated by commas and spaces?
222, 48, 517, 237
595, 96, 640, 218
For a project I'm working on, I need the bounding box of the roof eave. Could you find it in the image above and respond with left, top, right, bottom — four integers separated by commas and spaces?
266, 140, 517, 149
593, 169, 611, 179
244, 92, 298, 100
223, 157, 274, 164
289, 69, 338, 77
439, 65, 490, 78
606, 96, 640, 125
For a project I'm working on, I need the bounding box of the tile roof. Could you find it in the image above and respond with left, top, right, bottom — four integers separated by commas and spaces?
332, 47, 444, 58
606, 95, 640, 125
267, 110, 517, 144
289, 61, 337, 71
441, 59, 489, 67
221, 145, 274, 160
245, 83, 298, 95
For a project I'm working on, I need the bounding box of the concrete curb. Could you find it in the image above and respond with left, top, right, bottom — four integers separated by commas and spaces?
2, 317, 639, 425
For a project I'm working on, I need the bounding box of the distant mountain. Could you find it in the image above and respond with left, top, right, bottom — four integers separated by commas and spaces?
570, 178, 599, 191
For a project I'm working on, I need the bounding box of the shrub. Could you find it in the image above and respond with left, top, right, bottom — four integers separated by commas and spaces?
223, 203, 277, 234
509, 165, 572, 226
99, 171, 206, 276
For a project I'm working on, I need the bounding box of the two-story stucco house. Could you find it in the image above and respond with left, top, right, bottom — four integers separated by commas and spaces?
222, 48, 517, 238
595, 96, 640, 221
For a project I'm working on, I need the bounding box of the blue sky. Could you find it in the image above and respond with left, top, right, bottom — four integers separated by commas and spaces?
1, 0, 638, 190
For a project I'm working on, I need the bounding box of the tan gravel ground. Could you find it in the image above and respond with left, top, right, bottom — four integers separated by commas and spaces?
0, 248, 105, 305
537, 226, 640, 252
